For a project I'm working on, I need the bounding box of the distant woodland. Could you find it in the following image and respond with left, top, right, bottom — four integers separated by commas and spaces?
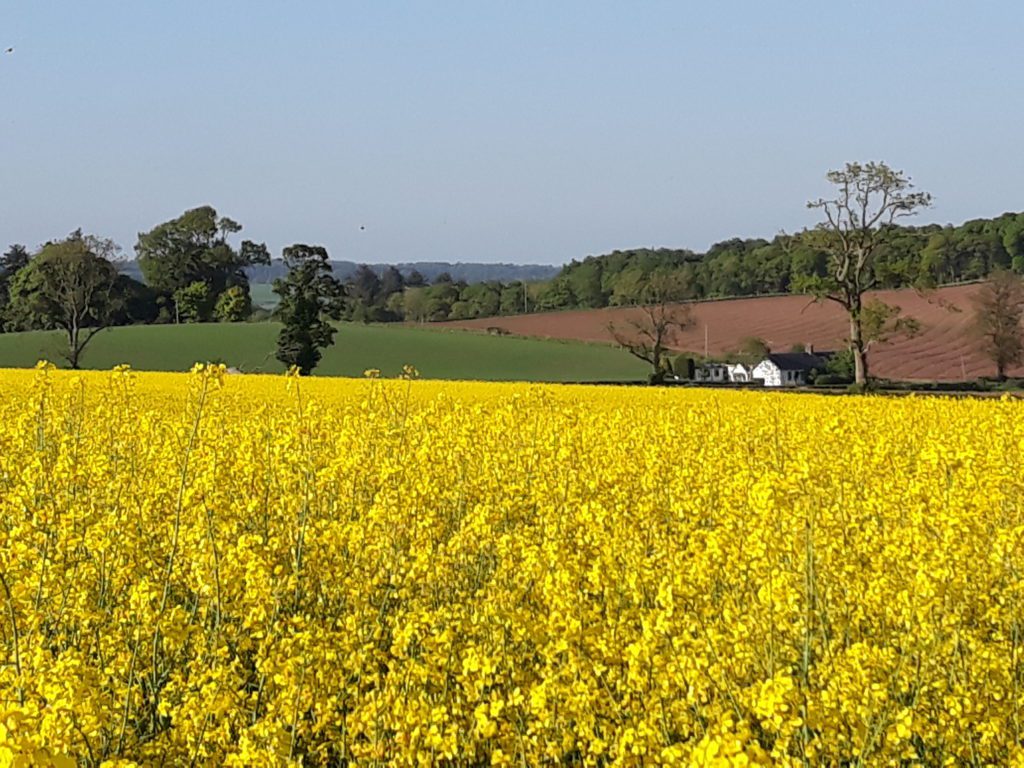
3, 206, 1024, 330
329, 210, 1024, 322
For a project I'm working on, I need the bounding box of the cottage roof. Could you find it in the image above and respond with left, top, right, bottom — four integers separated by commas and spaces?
763, 352, 832, 372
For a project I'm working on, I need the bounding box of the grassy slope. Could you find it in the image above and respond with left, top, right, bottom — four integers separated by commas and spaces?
0, 323, 647, 381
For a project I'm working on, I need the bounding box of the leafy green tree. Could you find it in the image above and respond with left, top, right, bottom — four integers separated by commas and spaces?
135, 206, 269, 321
384, 291, 406, 320
919, 232, 956, 285
459, 283, 501, 317
448, 300, 475, 320
345, 264, 382, 322
424, 281, 460, 321
273, 244, 344, 375
798, 162, 931, 386
537, 278, 576, 310
173, 281, 214, 323
110, 274, 160, 325
5, 233, 121, 368
821, 348, 855, 383
342, 264, 411, 322
0, 244, 30, 275
1001, 215, 1024, 272
214, 285, 252, 322
860, 299, 920, 353
608, 269, 647, 307
499, 284, 525, 315
566, 258, 606, 308
403, 287, 430, 323
0, 244, 31, 325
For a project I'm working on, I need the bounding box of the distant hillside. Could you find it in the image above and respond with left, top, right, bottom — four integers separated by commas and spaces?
536, 211, 1024, 311
116, 259, 559, 285
445, 284, 1009, 382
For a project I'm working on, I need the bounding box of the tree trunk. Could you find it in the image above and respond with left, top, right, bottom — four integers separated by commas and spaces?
850, 312, 868, 386
67, 325, 80, 369
649, 342, 663, 384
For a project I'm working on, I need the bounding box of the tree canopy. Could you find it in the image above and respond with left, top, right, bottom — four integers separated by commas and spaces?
135, 206, 269, 322
4, 232, 122, 368
519, 210, 1024, 319
273, 244, 344, 375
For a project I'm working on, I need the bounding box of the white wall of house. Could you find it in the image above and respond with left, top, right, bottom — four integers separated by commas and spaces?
753, 360, 807, 387
753, 360, 782, 386
727, 364, 753, 382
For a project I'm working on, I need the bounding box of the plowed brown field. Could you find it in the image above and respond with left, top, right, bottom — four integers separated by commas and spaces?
445, 284, 1015, 381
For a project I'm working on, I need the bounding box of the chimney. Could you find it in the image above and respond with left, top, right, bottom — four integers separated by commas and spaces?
806, 342, 814, 355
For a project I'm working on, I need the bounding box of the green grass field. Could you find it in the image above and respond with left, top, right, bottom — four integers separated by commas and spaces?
0, 323, 648, 381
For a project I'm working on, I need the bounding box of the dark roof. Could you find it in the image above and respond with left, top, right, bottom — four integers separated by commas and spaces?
763, 352, 833, 372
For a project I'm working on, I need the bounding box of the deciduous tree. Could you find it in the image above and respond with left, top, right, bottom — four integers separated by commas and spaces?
135, 206, 269, 321
797, 162, 931, 386
402, 286, 429, 323
214, 284, 252, 322
607, 273, 693, 383
5, 233, 121, 368
973, 269, 1024, 380
172, 281, 213, 323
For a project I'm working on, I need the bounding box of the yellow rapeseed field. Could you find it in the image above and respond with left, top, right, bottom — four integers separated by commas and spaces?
1, 363, 1024, 766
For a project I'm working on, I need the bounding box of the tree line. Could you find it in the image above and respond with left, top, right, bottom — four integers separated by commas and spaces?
0, 207, 338, 371
5, 204, 1024, 333
266, 206, 1024, 324
284, 206, 1024, 324
4, 181, 1024, 378
536, 210, 1024, 313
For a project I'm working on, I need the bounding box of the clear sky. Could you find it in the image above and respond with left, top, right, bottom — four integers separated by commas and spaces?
2, 2, 1022, 265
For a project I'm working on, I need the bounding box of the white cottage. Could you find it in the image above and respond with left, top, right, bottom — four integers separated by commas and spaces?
753, 353, 831, 387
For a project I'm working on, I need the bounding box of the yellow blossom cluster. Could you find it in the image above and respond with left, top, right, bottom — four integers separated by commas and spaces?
1, 363, 1024, 765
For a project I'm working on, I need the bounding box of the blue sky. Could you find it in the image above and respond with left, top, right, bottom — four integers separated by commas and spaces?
1, 2, 1022, 265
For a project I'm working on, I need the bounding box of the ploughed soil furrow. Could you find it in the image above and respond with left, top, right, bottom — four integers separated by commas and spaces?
444, 284, 1022, 381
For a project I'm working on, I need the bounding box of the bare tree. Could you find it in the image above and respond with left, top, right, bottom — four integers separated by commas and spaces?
973, 269, 1024, 380
607, 273, 692, 383
798, 162, 931, 386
